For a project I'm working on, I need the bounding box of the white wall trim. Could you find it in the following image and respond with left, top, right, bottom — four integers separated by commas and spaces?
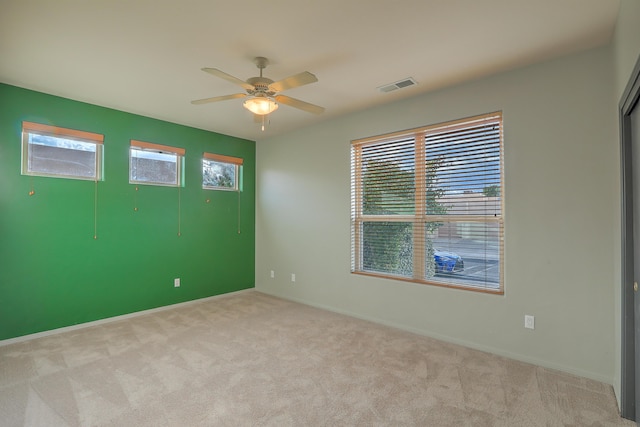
0, 288, 254, 347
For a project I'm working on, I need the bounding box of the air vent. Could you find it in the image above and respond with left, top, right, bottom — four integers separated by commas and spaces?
378, 77, 418, 93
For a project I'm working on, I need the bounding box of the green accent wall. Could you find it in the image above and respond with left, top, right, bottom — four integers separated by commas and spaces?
0, 83, 255, 340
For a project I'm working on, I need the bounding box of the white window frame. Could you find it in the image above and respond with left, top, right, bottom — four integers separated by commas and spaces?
350, 112, 504, 294
129, 140, 185, 187
202, 152, 243, 191
21, 121, 104, 181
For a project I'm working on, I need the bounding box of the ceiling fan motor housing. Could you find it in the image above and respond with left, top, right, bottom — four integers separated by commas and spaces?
246, 77, 276, 96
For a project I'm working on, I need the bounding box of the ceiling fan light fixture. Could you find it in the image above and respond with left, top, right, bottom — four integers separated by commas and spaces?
243, 96, 278, 115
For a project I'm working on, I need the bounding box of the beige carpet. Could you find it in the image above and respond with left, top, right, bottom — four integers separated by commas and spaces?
0, 291, 633, 426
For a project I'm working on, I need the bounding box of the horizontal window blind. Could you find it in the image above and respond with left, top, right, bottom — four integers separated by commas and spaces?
23, 121, 104, 144
203, 152, 243, 165
129, 140, 184, 186
130, 140, 185, 155
21, 121, 104, 181
351, 112, 504, 293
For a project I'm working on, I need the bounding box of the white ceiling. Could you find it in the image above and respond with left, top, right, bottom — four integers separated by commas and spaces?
0, 0, 619, 142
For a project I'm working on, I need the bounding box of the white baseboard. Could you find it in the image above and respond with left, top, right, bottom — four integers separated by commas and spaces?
255, 289, 614, 387
0, 288, 254, 347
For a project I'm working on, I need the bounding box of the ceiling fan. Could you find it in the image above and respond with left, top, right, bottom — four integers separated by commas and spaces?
191, 57, 325, 128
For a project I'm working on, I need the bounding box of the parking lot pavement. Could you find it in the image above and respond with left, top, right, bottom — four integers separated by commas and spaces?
432, 238, 500, 287
432, 237, 500, 261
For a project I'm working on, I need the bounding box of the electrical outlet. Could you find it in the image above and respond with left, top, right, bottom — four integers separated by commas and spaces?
524, 315, 535, 330
174, 278, 180, 288
270, 270, 275, 279
291, 273, 296, 282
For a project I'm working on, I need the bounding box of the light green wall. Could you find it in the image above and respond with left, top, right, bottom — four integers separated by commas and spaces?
614, 0, 640, 99
256, 46, 618, 384
0, 83, 255, 341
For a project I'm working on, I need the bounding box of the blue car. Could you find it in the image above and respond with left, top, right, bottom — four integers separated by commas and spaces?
434, 250, 464, 273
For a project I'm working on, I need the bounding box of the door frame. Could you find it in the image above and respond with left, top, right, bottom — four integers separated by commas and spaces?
620, 53, 640, 420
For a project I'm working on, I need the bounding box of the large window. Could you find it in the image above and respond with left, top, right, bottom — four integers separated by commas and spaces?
129, 140, 184, 186
351, 112, 504, 293
21, 121, 104, 180
202, 152, 243, 191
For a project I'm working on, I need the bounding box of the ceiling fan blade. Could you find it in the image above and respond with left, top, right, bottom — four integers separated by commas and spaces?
269, 71, 318, 92
202, 68, 253, 90
275, 95, 325, 114
191, 93, 247, 105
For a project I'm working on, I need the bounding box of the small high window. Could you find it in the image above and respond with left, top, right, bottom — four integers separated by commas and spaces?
202, 153, 243, 191
129, 140, 185, 187
21, 121, 104, 180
